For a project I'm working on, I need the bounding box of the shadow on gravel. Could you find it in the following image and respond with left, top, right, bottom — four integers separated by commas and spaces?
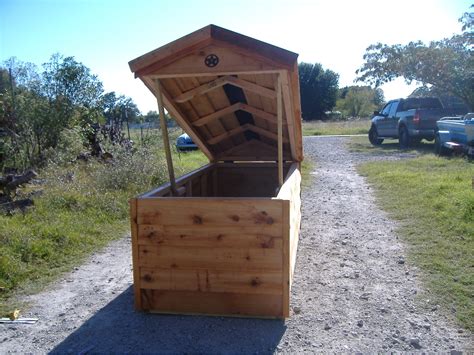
51, 286, 286, 353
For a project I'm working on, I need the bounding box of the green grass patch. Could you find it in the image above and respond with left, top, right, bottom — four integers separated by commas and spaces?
0, 139, 206, 315
358, 155, 474, 330
302, 119, 370, 136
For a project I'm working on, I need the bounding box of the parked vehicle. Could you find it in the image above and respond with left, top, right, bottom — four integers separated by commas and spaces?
434, 113, 474, 156
369, 97, 468, 148
175, 133, 198, 151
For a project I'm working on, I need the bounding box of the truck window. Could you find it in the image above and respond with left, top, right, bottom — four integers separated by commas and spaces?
381, 102, 392, 116
388, 101, 399, 117
402, 98, 443, 110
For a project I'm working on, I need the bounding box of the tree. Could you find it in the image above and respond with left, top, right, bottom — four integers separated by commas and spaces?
336, 86, 385, 118
298, 62, 339, 120
356, 6, 473, 109
1, 54, 107, 168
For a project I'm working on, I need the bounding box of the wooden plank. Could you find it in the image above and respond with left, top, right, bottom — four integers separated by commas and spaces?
276, 74, 284, 186
140, 268, 282, 295
208, 125, 247, 145
200, 173, 208, 196
240, 103, 280, 125
137, 198, 283, 227
150, 70, 281, 79
246, 124, 289, 144
155, 79, 178, 195
138, 245, 283, 271
137, 224, 283, 249
174, 76, 276, 103
141, 76, 214, 161
226, 76, 276, 99
208, 124, 288, 145
212, 169, 218, 196
192, 103, 241, 127
195, 76, 247, 147
281, 200, 290, 318
140, 163, 214, 198
180, 76, 233, 152
280, 70, 298, 161
174, 76, 230, 103
148, 44, 279, 77
129, 198, 142, 310
185, 180, 193, 197
290, 62, 303, 161
277, 163, 301, 287
141, 289, 283, 318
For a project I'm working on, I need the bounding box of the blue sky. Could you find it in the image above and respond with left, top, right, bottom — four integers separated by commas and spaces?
1, 0, 470, 113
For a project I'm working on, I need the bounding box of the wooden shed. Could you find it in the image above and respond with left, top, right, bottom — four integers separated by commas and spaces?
128, 25, 303, 318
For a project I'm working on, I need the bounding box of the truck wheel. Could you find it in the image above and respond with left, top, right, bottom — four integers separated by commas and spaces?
399, 125, 410, 149
434, 132, 449, 156
369, 125, 383, 146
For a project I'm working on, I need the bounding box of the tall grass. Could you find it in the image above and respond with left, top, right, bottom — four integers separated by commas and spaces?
0, 130, 206, 313
358, 156, 474, 330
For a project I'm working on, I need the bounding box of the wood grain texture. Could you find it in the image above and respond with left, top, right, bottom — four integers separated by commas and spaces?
136, 198, 283, 227
137, 244, 282, 271
129, 198, 142, 310
141, 289, 283, 317
140, 268, 282, 295
138, 225, 283, 249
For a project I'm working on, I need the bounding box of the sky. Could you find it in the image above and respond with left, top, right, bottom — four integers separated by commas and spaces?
0, 0, 471, 114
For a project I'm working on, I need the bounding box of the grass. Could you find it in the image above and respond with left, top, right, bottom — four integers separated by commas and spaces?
0, 131, 206, 315
348, 136, 436, 155
358, 154, 474, 330
302, 119, 370, 136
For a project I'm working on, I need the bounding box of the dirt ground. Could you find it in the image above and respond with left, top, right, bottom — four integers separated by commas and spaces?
1, 136, 472, 353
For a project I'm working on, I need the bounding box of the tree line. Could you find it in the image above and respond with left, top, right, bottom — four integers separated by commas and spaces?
0, 54, 143, 170
1, 6, 471, 169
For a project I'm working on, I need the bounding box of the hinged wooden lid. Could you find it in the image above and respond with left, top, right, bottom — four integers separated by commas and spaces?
129, 24, 303, 162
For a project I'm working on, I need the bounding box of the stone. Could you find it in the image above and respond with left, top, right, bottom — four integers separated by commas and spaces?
409, 338, 422, 349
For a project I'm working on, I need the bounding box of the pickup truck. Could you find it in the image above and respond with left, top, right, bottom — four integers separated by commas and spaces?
368, 97, 468, 148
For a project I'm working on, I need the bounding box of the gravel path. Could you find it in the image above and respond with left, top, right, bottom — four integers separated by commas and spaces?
1, 136, 472, 353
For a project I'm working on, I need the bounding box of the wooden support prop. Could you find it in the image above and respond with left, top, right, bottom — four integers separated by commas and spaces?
174, 76, 230, 103
247, 124, 289, 144
208, 124, 289, 145
193, 101, 286, 129
193, 102, 241, 127
174, 76, 277, 103
155, 79, 178, 196
276, 74, 283, 187
240, 103, 280, 125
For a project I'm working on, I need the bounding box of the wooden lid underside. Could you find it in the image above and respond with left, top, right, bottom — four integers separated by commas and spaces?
129, 25, 303, 162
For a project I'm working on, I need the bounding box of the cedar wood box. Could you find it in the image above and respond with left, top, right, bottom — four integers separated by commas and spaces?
128, 25, 303, 318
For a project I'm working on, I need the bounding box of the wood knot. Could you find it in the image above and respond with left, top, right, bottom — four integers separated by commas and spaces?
193, 215, 203, 224
254, 211, 274, 225
170, 263, 178, 268
251, 278, 262, 287
260, 237, 274, 249
230, 215, 240, 222
143, 274, 152, 282
216, 234, 224, 240
246, 255, 251, 261
142, 249, 148, 254
180, 234, 186, 239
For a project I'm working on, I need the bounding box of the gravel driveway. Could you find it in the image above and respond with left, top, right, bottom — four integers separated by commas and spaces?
1, 136, 472, 353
